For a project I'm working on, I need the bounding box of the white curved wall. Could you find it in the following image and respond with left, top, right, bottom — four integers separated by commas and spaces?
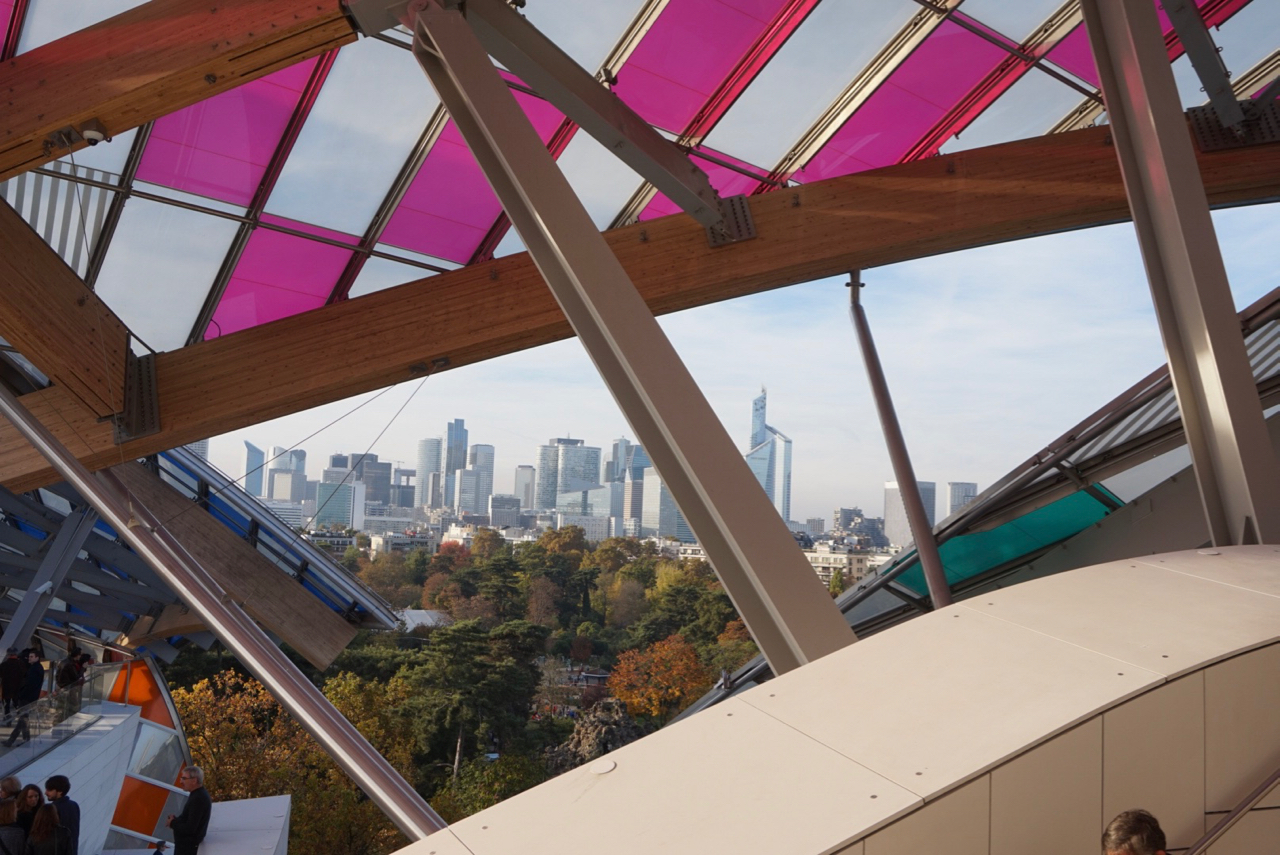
396, 546, 1280, 855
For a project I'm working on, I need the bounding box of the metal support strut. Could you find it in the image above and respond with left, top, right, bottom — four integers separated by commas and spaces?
1081, 0, 1280, 546
0, 385, 446, 840
847, 275, 951, 610
0, 507, 98, 653
410, 0, 853, 674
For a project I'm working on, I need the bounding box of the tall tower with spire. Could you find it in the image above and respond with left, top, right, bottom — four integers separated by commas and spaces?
744, 388, 792, 524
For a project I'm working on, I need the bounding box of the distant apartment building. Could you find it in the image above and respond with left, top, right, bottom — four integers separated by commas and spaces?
948, 481, 979, 516
803, 542, 874, 587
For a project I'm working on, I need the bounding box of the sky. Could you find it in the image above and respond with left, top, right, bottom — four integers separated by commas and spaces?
206, 202, 1280, 524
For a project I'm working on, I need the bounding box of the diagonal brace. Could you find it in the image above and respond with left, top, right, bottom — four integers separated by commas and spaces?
0, 507, 99, 652
1164, 0, 1246, 132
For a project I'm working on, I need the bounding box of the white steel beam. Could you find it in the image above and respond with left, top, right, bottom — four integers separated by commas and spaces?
1081, 0, 1280, 545
411, 0, 854, 674
460, 0, 729, 233
0, 507, 99, 652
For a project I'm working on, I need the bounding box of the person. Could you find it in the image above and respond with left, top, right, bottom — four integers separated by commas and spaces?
15, 788, 40, 836
39, 780, 74, 855
166, 767, 211, 855
1103, 809, 1168, 855
4, 654, 43, 748
21, 805, 68, 855
0, 798, 24, 855
0, 653, 21, 720
0, 782, 17, 802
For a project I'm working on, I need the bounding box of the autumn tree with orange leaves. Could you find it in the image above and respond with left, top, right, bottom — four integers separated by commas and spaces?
607, 634, 712, 722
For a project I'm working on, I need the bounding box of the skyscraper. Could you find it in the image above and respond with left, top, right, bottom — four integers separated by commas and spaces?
640, 467, 693, 542
883, 481, 936, 549
514, 465, 536, 509
416, 437, 443, 507
444, 419, 468, 512
467, 444, 495, 514
185, 438, 209, 460
744, 388, 792, 523
534, 438, 599, 508
243, 441, 265, 497
948, 481, 978, 516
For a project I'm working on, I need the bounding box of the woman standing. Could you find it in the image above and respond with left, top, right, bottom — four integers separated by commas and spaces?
21, 805, 67, 855
14, 790, 40, 838
0, 798, 24, 855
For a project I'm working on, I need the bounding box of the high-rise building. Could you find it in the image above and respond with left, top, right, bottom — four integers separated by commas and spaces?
622, 468, 645, 525
831, 507, 861, 532
244, 442, 265, 497
315, 480, 366, 530
453, 468, 480, 514
744, 388, 792, 523
269, 469, 306, 502
416, 438, 443, 507
514, 465, 536, 509
534, 438, 598, 508
883, 481, 936, 549
289, 449, 306, 475
329, 453, 349, 469
489, 494, 521, 527
640, 467, 693, 542
948, 481, 978, 516
185, 439, 209, 460
357, 457, 392, 505
468, 444, 495, 513
606, 437, 632, 482
806, 518, 825, 535
444, 419, 468, 512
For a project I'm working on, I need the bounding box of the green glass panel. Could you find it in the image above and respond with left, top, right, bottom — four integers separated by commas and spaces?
895, 489, 1118, 596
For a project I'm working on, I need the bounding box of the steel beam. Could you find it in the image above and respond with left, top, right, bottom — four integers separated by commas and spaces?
848, 277, 951, 609
1081, 0, 1280, 546
0, 507, 98, 651
1163, 0, 1245, 132
411, 0, 854, 674
0, 385, 446, 840
457, 0, 730, 234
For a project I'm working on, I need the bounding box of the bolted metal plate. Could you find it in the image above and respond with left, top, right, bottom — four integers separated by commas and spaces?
705, 194, 757, 248
114, 351, 160, 443
1189, 99, 1280, 152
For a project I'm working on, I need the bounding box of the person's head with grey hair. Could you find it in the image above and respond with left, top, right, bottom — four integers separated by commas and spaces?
1103, 809, 1167, 855
179, 766, 205, 789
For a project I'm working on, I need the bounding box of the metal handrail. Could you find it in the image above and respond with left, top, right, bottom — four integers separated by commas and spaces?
1185, 765, 1280, 855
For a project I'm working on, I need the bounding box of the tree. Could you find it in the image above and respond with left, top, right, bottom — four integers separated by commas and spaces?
430, 755, 547, 823
828, 567, 846, 597
470, 528, 508, 562
340, 545, 362, 574
525, 576, 561, 628
607, 634, 712, 722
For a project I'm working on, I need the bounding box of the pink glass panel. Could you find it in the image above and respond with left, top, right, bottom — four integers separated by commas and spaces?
137, 59, 318, 207
0, 0, 16, 57
639, 147, 770, 220
380, 84, 565, 264
1047, 0, 1253, 92
611, 0, 790, 133
206, 214, 356, 338
797, 22, 1007, 182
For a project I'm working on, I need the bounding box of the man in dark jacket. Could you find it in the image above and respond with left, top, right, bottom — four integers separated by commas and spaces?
3, 651, 44, 746
167, 766, 212, 855
45, 774, 80, 855
0, 649, 23, 717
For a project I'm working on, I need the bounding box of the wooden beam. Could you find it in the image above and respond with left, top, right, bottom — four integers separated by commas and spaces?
2, 126, 1279, 489
0, 0, 354, 181
0, 199, 129, 417
109, 461, 357, 669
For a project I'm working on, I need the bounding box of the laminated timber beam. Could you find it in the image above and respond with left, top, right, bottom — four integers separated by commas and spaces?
1, 125, 1279, 490
0, 0, 355, 182
0, 200, 130, 418
108, 461, 358, 669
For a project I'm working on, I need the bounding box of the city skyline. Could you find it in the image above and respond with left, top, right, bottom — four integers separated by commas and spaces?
207, 207, 1278, 523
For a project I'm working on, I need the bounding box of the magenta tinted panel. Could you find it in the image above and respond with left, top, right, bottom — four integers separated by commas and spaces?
206, 215, 356, 337
612, 0, 787, 133
0, 0, 15, 57
639, 147, 769, 220
797, 22, 1007, 181
137, 59, 317, 207
380, 84, 565, 264
1045, 26, 1098, 88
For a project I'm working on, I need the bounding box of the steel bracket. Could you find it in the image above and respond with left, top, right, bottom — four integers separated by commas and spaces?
114, 350, 160, 443
1189, 99, 1280, 152
706, 195, 756, 247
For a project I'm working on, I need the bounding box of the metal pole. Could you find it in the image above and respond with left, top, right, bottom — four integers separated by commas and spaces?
410, 0, 854, 674
847, 275, 952, 609
0, 385, 445, 839
1081, 0, 1280, 546
0, 507, 98, 653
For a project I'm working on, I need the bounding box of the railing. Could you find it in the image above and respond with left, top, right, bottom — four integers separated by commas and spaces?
1186, 764, 1280, 855
0, 662, 118, 775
